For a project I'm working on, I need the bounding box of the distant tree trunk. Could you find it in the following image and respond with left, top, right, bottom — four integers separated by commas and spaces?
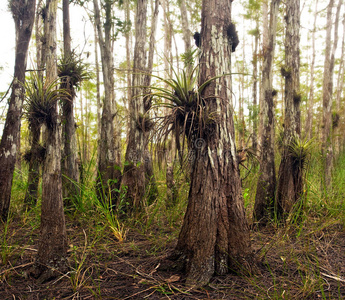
178, 0, 192, 73
143, 0, 159, 204
24, 0, 44, 208
253, 0, 280, 226
174, 0, 254, 285
321, 0, 341, 190
252, 20, 259, 152
93, 0, 122, 204
61, 0, 80, 206
35, 0, 68, 280
305, 0, 319, 140
276, 0, 302, 219
335, 13, 345, 156
0, 0, 36, 221
122, 0, 147, 212
257, 0, 269, 151
94, 25, 101, 145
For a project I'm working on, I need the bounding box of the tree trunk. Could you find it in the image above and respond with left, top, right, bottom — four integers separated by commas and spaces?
276, 0, 302, 219
0, 0, 36, 221
321, 0, 342, 190
253, 0, 280, 226
252, 19, 259, 152
93, 0, 122, 205
305, 0, 318, 140
335, 13, 345, 156
61, 0, 80, 206
35, 0, 68, 280
174, 0, 254, 285
122, 0, 148, 213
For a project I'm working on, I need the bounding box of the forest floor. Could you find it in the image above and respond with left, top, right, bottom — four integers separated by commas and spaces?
1, 211, 345, 300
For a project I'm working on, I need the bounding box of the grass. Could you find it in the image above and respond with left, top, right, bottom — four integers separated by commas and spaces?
1, 151, 345, 298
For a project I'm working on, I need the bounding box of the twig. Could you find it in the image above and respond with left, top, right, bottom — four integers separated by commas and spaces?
320, 272, 345, 282
0, 262, 34, 276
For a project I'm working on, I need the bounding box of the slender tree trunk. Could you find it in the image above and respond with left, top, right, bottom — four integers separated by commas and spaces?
276, 0, 302, 219
122, 0, 148, 212
335, 13, 345, 156
321, 0, 342, 190
252, 20, 259, 152
24, 0, 44, 208
174, 0, 254, 285
35, 0, 68, 280
93, 0, 122, 204
253, 0, 280, 226
0, 0, 36, 221
305, 0, 318, 140
94, 25, 101, 145
61, 0, 80, 206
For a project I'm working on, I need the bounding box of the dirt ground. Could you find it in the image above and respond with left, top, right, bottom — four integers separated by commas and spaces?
1, 215, 345, 299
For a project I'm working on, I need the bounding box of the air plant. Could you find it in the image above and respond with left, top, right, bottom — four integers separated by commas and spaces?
24, 71, 68, 129
58, 51, 92, 91
287, 134, 314, 170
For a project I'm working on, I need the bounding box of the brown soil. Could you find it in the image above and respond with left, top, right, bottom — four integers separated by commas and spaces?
1, 215, 345, 299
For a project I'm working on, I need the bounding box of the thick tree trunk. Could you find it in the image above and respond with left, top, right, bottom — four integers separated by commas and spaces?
35, 0, 68, 280
174, 0, 254, 285
276, 0, 302, 219
253, 0, 280, 226
61, 0, 80, 206
0, 0, 36, 221
93, 0, 122, 205
122, 0, 148, 213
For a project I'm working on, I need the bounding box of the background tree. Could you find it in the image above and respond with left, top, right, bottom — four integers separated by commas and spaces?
276, 0, 302, 218
122, 0, 148, 212
93, 0, 122, 204
0, 0, 36, 221
253, 0, 280, 226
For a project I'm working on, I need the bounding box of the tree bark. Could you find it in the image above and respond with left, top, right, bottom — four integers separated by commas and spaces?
93, 0, 122, 205
122, 0, 148, 213
61, 0, 80, 206
321, 0, 342, 190
253, 0, 280, 226
174, 0, 254, 285
0, 0, 36, 221
276, 0, 302, 218
35, 0, 68, 280
305, 0, 319, 140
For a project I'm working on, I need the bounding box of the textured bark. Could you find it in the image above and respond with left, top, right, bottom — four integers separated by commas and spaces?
93, 0, 122, 204
0, 0, 36, 221
304, 0, 319, 140
174, 0, 254, 285
276, 0, 302, 218
61, 0, 80, 206
253, 0, 280, 226
335, 13, 345, 155
251, 20, 259, 152
24, 121, 41, 207
321, 0, 341, 190
35, 0, 68, 280
122, 0, 147, 212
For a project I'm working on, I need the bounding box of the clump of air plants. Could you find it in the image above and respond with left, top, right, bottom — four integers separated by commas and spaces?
332, 112, 340, 128
24, 71, 66, 129
272, 89, 278, 97
280, 65, 291, 78
58, 51, 91, 91
293, 91, 302, 104
287, 134, 313, 170
23, 145, 46, 164
150, 64, 221, 163
193, 32, 201, 48
226, 23, 239, 52
136, 113, 155, 132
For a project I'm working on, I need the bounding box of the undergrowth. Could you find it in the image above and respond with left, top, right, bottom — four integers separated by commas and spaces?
1, 151, 345, 299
